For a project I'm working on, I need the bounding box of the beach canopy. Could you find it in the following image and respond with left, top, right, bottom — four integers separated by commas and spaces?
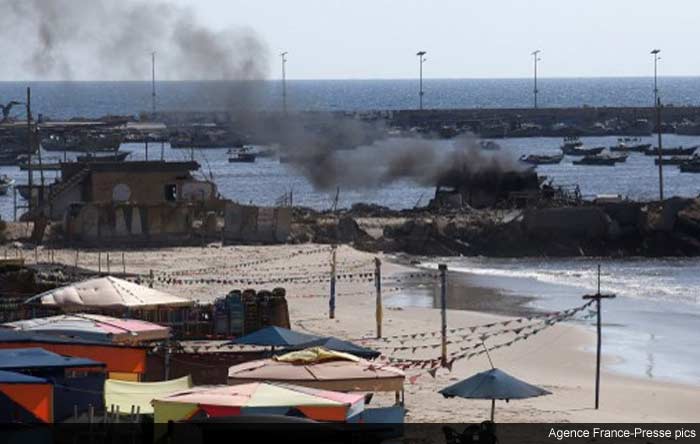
287, 337, 380, 359
228, 347, 405, 392
439, 368, 551, 421
105, 375, 192, 415
152, 382, 365, 424
228, 326, 322, 347
0, 347, 105, 371
4, 313, 170, 344
24, 276, 192, 310
0, 328, 109, 346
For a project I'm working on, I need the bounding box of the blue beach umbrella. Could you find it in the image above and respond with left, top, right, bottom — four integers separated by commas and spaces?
439, 368, 551, 421
228, 326, 323, 348
287, 337, 381, 359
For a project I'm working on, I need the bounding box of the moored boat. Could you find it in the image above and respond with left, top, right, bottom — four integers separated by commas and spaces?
0, 175, 15, 196
519, 153, 564, 165
561, 145, 606, 156
610, 143, 651, 152
654, 156, 695, 166
644, 146, 698, 156
573, 152, 627, 166
76, 151, 131, 162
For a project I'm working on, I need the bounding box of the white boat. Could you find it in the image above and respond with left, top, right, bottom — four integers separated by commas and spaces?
0, 175, 15, 196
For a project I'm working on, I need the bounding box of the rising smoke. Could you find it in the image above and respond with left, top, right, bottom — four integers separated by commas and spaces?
0, 0, 269, 82
281, 130, 526, 191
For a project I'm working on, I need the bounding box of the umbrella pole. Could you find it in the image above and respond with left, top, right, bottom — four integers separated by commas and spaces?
490, 399, 495, 422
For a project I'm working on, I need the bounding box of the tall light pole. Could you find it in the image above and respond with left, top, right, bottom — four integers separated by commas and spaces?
416, 51, 427, 110
651, 49, 661, 106
532, 50, 541, 109
151, 51, 156, 117
280, 51, 288, 114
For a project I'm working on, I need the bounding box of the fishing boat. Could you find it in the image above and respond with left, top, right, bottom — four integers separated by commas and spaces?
561, 136, 583, 150
0, 175, 14, 195
519, 153, 564, 165
76, 151, 131, 162
573, 153, 627, 166
41, 131, 123, 152
644, 146, 698, 156
654, 156, 695, 166
228, 147, 256, 163
610, 142, 651, 152
561, 145, 606, 156
680, 158, 700, 173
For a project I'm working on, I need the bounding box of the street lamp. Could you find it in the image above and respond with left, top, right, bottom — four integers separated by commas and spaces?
416, 51, 427, 110
532, 50, 541, 109
280, 52, 288, 114
651, 49, 661, 106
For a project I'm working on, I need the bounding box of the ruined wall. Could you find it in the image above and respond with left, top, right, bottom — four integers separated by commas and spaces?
65, 202, 194, 243
223, 203, 291, 243
90, 171, 188, 203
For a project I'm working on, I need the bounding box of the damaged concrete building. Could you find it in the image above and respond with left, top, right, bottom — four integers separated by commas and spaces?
35, 161, 219, 243
430, 168, 542, 209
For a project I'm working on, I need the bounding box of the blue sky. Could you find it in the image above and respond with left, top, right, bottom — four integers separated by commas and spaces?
174, 0, 698, 79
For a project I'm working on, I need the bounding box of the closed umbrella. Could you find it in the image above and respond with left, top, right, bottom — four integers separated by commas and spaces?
439, 368, 551, 421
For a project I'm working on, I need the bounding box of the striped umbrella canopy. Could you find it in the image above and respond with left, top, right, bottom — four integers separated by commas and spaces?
152, 382, 365, 425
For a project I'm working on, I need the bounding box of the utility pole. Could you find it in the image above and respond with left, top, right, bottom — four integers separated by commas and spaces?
532, 50, 541, 109
656, 97, 664, 201
439, 264, 447, 366
151, 51, 157, 117
416, 51, 427, 110
582, 265, 616, 410
651, 49, 661, 106
26, 87, 33, 214
280, 52, 288, 114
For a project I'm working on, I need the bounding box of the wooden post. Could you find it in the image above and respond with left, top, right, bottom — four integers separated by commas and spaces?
149, 269, 154, 288
106, 252, 110, 274
375, 257, 383, 338
122, 251, 126, 275
439, 264, 448, 366
582, 265, 616, 410
164, 337, 171, 380
98, 251, 102, 273
329, 245, 337, 319
75, 249, 79, 270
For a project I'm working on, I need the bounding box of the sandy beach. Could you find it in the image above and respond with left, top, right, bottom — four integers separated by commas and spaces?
15, 242, 700, 423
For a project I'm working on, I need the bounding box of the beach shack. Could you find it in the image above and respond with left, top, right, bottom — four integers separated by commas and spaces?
0, 329, 149, 381
0, 347, 106, 421
0, 370, 54, 423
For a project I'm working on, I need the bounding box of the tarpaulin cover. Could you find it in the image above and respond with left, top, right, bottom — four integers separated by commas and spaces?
104, 375, 192, 414
228, 326, 322, 347
5, 313, 169, 343
274, 347, 359, 364
152, 382, 365, 424
0, 347, 104, 371
228, 348, 405, 392
24, 276, 192, 309
0, 370, 47, 384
